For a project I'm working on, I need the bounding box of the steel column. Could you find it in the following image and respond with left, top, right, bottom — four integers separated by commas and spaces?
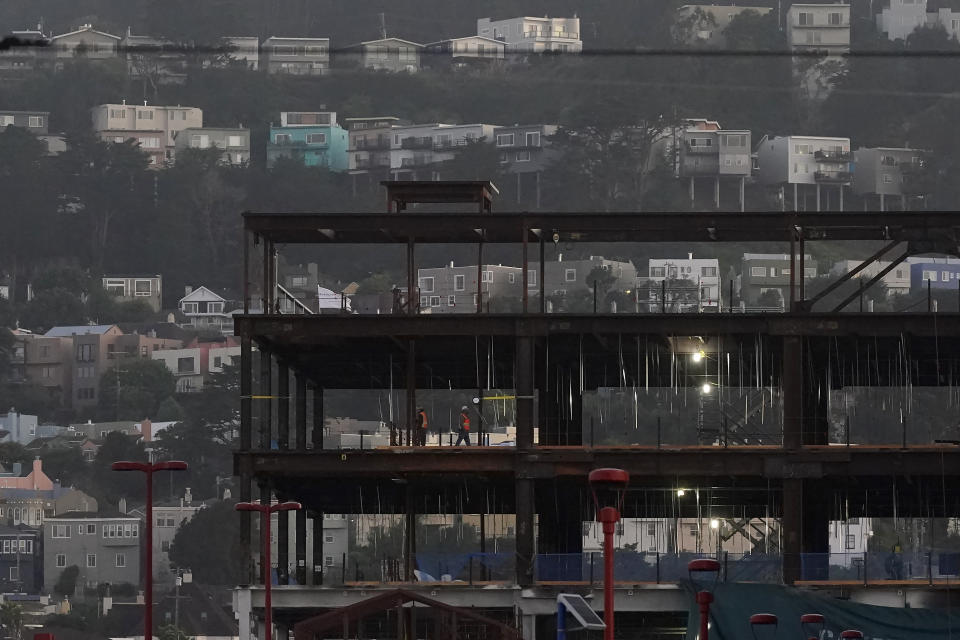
783, 335, 803, 450
311, 386, 323, 450
259, 345, 272, 450
515, 336, 534, 450
295, 508, 306, 585
277, 506, 289, 585
295, 374, 306, 451
240, 336, 253, 583
515, 478, 535, 586
277, 361, 289, 450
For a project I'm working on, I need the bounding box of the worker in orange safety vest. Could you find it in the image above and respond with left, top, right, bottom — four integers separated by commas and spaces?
456, 405, 471, 446
416, 407, 428, 446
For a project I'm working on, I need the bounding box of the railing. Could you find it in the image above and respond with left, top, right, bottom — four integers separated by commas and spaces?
354, 139, 391, 150
684, 143, 717, 155
400, 137, 434, 150
814, 170, 852, 182
523, 31, 580, 39
814, 150, 852, 162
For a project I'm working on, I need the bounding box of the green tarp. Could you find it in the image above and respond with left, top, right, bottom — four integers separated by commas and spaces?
685, 583, 959, 640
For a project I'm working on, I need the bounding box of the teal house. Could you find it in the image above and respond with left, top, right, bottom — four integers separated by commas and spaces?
266, 111, 349, 170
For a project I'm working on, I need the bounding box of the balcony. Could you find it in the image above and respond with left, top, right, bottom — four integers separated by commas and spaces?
523, 31, 579, 39
814, 149, 851, 162
814, 170, 852, 183
354, 138, 391, 151
400, 137, 434, 150
400, 156, 434, 167
685, 143, 718, 155
354, 158, 391, 169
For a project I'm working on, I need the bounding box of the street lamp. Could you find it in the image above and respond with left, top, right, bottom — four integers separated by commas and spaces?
687, 558, 721, 640
840, 631, 864, 639
588, 468, 629, 640
800, 613, 825, 640
111, 460, 188, 640
749, 613, 777, 640
236, 501, 302, 640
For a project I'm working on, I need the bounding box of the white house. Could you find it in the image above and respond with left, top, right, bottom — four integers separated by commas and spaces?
755, 134, 852, 211
476, 16, 582, 53
830, 260, 911, 297
178, 286, 234, 335
390, 123, 497, 178
877, 0, 930, 40
646, 254, 721, 311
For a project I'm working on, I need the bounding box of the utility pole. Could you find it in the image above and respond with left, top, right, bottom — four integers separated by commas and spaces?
379, 13, 387, 39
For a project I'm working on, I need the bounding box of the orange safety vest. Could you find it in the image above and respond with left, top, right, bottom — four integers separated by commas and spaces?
418, 410, 428, 429
460, 412, 471, 431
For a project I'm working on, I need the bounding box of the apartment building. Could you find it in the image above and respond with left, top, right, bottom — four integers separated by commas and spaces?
877, 0, 930, 40
9, 330, 73, 405
267, 111, 349, 170
0, 480, 98, 529
342, 38, 423, 72
262, 37, 330, 75
0, 412, 38, 446
44, 324, 182, 410
494, 124, 557, 208
679, 126, 751, 211
146, 488, 205, 580
423, 37, 505, 67
646, 254, 722, 311
391, 123, 497, 178
0, 525, 41, 593
755, 134, 852, 211
0, 29, 48, 75
222, 36, 260, 70
346, 117, 399, 175
173, 127, 251, 166
49, 25, 120, 65
92, 102, 203, 165
543, 256, 637, 300
179, 286, 236, 335
830, 260, 910, 297
909, 257, 960, 292
151, 336, 240, 391
673, 5, 773, 46
740, 254, 817, 308
43, 511, 141, 593
852, 147, 927, 210
417, 263, 526, 313
477, 16, 582, 53
102, 274, 162, 312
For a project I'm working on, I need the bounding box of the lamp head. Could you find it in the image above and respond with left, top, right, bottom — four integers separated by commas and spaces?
687, 558, 721, 592
588, 468, 629, 519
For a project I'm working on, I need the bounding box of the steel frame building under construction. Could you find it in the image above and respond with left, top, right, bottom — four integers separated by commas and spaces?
233, 185, 960, 639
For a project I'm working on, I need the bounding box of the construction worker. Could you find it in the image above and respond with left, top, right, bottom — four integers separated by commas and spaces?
416, 406, 428, 446
456, 405, 471, 446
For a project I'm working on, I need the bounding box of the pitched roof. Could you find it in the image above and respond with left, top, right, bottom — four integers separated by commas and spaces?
44, 324, 117, 337
179, 286, 227, 304
46, 510, 138, 520
50, 26, 121, 41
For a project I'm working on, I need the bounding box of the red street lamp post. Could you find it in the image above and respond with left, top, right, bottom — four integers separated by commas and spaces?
111, 460, 188, 640
236, 501, 302, 640
840, 631, 864, 639
800, 613, 825, 640
749, 613, 778, 640
588, 468, 629, 640
687, 559, 721, 640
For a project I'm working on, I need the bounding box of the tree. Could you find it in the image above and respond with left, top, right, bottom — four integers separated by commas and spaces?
157, 625, 189, 640
40, 448, 88, 489
156, 397, 184, 421
54, 565, 80, 597
89, 432, 146, 506
19, 288, 87, 332
0, 602, 22, 640
169, 500, 244, 584
96, 359, 176, 421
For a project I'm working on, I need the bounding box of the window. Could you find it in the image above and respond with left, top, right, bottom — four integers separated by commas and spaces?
77, 344, 95, 362
190, 134, 210, 149
134, 280, 152, 296
722, 134, 746, 147
845, 534, 856, 550
161, 540, 171, 552
41, 366, 53, 378
305, 45, 327, 56
689, 137, 712, 148
923, 270, 938, 281
797, 12, 813, 26
2, 541, 9, 554
508, 273, 516, 284
227, 135, 244, 147
52, 524, 71, 538
140, 137, 160, 149
650, 267, 666, 278
56, 554, 66, 568
28, 115, 42, 128
794, 144, 811, 155
805, 31, 822, 44
496, 133, 515, 147
525, 132, 541, 147
86, 554, 96, 568
429, 296, 441, 307
419, 296, 428, 308
325, 535, 335, 543
781, 268, 791, 276
208, 302, 224, 313
516, 151, 531, 162
306, 133, 327, 144
137, 110, 154, 120
275, 133, 292, 144
482, 271, 494, 283
87, 524, 96, 534
9, 567, 18, 581
944, 271, 952, 281
454, 274, 465, 291
582, 522, 593, 536
647, 523, 657, 536
828, 12, 844, 25
133, 524, 139, 537
419, 276, 434, 293
750, 266, 766, 277
615, 522, 624, 535
116, 553, 126, 567
769, 267, 777, 277
882, 174, 893, 184
183, 302, 198, 314
447, 295, 456, 307
177, 357, 195, 374
109, 108, 125, 118
565, 268, 576, 282
528, 270, 537, 287
701, 266, 717, 277
805, 268, 817, 278
324, 555, 335, 567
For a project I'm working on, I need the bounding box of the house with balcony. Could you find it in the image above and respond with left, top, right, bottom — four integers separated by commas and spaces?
852, 147, 928, 210
755, 135, 852, 211
43, 511, 142, 594
92, 102, 203, 166
679, 125, 751, 211
173, 127, 251, 166
390, 123, 497, 179
262, 37, 330, 75
739, 253, 817, 308
423, 36, 505, 68
49, 24, 120, 67
477, 16, 582, 53
786, 4, 850, 97
673, 5, 773, 47
346, 117, 399, 185
9, 330, 74, 405
646, 254, 722, 312
342, 38, 423, 72
102, 274, 162, 312
494, 124, 557, 208
267, 111, 348, 170
179, 286, 236, 335
830, 260, 910, 297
